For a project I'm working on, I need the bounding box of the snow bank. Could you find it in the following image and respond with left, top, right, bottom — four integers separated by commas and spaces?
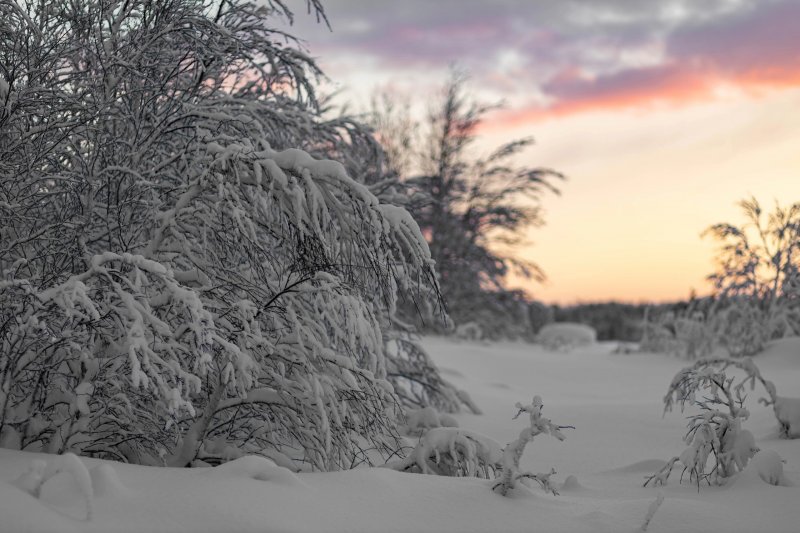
1, 336, 799, 533
205, 455, 303, 487
736, 449, 790, 487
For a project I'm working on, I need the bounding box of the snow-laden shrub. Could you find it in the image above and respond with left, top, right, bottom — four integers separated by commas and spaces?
674, 313, 714, 359
0, 0, 446, 471
711, 300, 770, 357
387, 427, 503, 478
639, 310, 713, 359
537, 323, 596, 351
455, 321, 484, 341
639, 318, 680, 354
644, 357, 791, 488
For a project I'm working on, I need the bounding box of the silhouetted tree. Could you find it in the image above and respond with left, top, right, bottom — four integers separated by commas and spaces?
371, 74, 562, 336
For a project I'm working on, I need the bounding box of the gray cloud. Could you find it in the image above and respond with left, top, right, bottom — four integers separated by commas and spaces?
282, 0, 800, 114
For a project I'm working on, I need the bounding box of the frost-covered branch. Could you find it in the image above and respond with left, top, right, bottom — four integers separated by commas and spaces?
494, 395, 570, 496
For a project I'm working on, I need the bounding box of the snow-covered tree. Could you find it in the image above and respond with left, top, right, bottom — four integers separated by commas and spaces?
704, 198, 800, 345
0, 0, 446, 470
370, 74, 562, 338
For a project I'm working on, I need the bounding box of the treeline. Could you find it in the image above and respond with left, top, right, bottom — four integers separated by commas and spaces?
545, 300, 700, 342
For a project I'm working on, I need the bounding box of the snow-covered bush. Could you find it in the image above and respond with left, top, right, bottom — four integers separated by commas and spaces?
537, 323, 596, 351
644, 357, 792, 488
639, 313, 680, 355
639, 309, 713, 359
0, 0, 446, 471
674, 312, 714, 359
388, 427, 504, 478
455, 321, 484, 341
711, 300, 770, 358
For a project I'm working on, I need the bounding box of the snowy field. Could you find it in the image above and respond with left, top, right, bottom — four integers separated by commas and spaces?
1, 336, 798, 533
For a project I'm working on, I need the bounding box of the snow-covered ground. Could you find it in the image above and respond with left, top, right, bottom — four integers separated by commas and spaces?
2, 337, 798, 533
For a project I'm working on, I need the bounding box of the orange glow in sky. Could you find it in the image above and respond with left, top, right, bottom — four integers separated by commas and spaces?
493, 88, 800, 303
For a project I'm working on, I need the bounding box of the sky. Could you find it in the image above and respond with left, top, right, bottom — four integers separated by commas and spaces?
282, 0, 800, 304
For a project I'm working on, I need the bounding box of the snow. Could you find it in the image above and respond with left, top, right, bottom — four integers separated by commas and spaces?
741, 450, 789, 487
1, 336, 799, 532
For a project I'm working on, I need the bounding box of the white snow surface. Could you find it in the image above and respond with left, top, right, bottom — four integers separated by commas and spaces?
2, 336, 799, 533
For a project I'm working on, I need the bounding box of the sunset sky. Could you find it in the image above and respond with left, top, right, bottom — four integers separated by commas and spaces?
285, 0, 800, 304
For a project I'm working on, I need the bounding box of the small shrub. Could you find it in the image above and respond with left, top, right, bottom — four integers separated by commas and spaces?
455, 321, 484, 341
711, 300, 769, 357
639, 310, 714, 359
493, 396, 572, 496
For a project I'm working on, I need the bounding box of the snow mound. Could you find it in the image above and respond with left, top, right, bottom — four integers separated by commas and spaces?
91, 463, 128, 497
774, 396, 800, 438
560, 474, 584, 492
537, 323, 597, 351
207, 455, 303, 487
738, 450, 790, 487
758, 337, 800, 362
611, 459, 669, 474
12, 452, 93, 521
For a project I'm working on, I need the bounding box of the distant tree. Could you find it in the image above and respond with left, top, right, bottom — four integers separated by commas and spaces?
704, 197, 800, 344
705, 198, 800, 303
553, 302, 646, 342
371, 74, 562, 336
0, 0, 449, 470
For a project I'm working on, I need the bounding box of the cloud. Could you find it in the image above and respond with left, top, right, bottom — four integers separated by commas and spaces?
286, 0, 800, 121
667, 0, 800, 86
488, 0, 800, 125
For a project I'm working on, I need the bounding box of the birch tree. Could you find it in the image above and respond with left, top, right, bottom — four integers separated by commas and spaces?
0, 0, 442, 470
